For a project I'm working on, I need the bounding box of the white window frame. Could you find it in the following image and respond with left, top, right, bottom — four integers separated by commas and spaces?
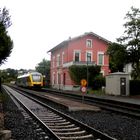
52, 56, 55, 68
52, 72, 55, 85
73, 50, 81, 62
97, 52, 104, 65
86, 51, 92, 62
62, 52, 64, 65
57, 72, 61, 85
86, 39, 92, 48
57, 72, 59, 84
57, 54, 60, 66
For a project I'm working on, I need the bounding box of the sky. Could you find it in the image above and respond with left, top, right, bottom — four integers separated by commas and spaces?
0, 0, 139, 70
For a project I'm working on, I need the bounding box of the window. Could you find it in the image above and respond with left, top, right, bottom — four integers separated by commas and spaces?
52, 72, 55, 84
32, 75, 41, 82
86, 39, 92, 48
98, 52, 104, 65
62, 52, 64, 64
57, 54, 60, 66
74, 51, 81, 62
52, 56, 55, 68
86, 52, 92, 62
57, 72, 61, 84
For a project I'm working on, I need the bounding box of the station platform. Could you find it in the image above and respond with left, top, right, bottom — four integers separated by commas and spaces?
43, 88, 140, 107
87, 94, 140, 105
44, 93, 101, 112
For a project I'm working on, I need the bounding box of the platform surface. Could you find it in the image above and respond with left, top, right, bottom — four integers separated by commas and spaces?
44, 94, 101, 111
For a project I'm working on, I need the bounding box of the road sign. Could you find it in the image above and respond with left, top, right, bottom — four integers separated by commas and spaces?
81, 79, 87, 86
81, 86, 87, 93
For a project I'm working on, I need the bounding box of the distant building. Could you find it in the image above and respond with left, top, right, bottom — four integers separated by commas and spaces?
48, 32, 111, 90
124, 63, 133, 79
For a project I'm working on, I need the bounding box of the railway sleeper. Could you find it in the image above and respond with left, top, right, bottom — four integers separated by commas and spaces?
41, 114, 59, 118
55, 130, 86, 135
46, 121, 71, 126
43, 119, 66, 123
52, 127, 80, 132
48, 124, 75, 128
60, 134, 94, 140
41, 117, 63, 121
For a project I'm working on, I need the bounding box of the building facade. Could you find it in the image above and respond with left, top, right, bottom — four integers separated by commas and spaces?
48, 32, 110, 90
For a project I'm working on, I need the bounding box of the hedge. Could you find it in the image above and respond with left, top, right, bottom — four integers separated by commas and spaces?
130, 80, 140, 95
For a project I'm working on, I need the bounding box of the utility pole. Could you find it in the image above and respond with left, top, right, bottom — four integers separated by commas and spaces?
86, 61, 88, 94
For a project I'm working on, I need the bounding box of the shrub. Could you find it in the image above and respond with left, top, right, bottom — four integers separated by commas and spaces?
69, 65, 101, 86
92, 75, 105, 90
130, 80, 140, 95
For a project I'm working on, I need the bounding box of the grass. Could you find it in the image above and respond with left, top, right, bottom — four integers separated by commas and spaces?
87, 88, 105, 96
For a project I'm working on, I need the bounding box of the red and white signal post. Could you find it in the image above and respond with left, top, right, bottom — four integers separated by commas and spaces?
80, 79, 87, 102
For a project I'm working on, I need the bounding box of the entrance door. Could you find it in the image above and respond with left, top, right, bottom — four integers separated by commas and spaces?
120, 77, 126, 95
63, 73, 66, 85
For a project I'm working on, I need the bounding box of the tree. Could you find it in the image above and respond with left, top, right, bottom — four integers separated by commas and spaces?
0, 7, 13, 65
117, 7, 140, 79
0, 68, 18, 83
107, 42, 127, 72
35, 58, 50, 86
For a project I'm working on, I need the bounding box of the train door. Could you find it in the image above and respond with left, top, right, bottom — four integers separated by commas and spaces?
120, 77, 126, 95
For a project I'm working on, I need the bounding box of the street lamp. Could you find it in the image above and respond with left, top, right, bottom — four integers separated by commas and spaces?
86, 60, 89, 94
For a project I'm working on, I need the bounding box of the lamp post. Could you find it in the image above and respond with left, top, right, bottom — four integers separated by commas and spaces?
86, 60, 89, 94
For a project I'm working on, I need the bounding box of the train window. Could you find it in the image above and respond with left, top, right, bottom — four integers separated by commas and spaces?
32, 75, 41, 82
27, 77, 31, 82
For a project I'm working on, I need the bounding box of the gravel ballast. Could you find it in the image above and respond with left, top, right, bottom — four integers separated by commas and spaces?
2, 93, 48, 140
2, 91, 140, 140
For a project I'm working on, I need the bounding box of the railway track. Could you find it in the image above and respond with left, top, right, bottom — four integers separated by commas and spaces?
42, 88, 140, 118
7, 84, 140, 118
2, 85, 116, 140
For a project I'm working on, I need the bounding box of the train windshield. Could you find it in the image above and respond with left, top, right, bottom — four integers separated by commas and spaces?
32, 75, 42, 82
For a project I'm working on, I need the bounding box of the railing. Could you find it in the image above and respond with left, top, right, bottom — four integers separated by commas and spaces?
63, 61, 96, 67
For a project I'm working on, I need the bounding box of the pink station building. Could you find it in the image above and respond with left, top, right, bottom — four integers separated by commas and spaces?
48, 32, 111, 90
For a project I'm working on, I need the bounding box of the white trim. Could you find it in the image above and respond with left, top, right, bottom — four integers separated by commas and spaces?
52, 56, 55, 68
52, 72, 55, 85
57, 71, 59, 84
57, 54, 60, 66
62, 52, 64, 65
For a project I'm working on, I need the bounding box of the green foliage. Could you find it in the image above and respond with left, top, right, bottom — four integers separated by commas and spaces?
130, 80, 140, 95
107, 42, 127, 72
92, 75, 105, 90
0, 7, 13, 65
69, 65, 101, 86
35, 58, 50, 86
117, 7, 140, 79
0, 68, 18, 83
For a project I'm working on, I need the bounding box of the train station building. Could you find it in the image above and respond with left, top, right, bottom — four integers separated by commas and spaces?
48, 32, 110, 90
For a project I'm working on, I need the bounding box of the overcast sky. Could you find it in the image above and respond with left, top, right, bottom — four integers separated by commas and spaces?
0, 0, 139, 70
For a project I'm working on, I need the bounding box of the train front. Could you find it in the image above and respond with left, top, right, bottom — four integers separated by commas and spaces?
30, 72, 43, 88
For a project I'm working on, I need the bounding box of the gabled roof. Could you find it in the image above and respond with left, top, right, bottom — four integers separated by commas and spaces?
48, 32, 111, 53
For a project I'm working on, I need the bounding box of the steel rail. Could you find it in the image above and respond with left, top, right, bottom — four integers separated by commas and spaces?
3, 85, 116, 140
41, 88, 140, 118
